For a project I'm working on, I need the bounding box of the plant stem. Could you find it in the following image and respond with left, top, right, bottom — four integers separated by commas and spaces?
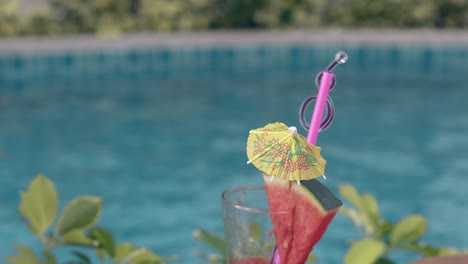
38, 234, 48, 246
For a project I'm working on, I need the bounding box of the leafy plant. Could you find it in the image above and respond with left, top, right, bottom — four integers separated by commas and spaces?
339, 184, 467, 264
6, 175, 467, 264
6, 174, 174, 264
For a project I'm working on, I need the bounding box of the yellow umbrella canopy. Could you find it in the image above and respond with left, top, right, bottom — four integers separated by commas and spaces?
246, 122, 326, 181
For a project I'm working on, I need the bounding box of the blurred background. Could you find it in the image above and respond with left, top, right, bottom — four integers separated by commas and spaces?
1, 0, 468, 264
1, 0, 468, 36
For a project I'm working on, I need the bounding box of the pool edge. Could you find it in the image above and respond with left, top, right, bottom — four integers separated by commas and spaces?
1, 29, 468, 55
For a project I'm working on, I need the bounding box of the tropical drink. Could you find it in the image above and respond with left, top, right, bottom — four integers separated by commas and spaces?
224, 52, 348, 264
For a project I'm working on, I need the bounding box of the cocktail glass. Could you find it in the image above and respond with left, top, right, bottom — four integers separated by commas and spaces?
222, 186, 287, 264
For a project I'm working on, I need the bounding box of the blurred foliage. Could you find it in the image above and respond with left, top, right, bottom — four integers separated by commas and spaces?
0, 0, 467, 36
0, 0, 18, 36
326, 0, 468, 28
6, 174, 176, 264
140, 0, 213, 31
49, 0, 139, 36
255, 0, 328, 28
5, 175, 468, 263
339, 184, 468, 264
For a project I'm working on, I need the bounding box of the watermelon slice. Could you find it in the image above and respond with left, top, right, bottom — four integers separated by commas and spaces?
263, 175, 342, 264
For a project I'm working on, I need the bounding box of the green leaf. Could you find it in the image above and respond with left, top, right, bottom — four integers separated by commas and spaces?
14, 245, 38, 260
55, 196, 101, 236
44, 251, 57, 264
306, 252, 318, 263
89, 227, 116, 257
19, 174, 59, 235
339, 185, 382, 236
361, 193, 380, 226
380, 221, 394, 237
345, 239, 386, 264
125, 248, 163, 264
192, 229, 226, 255
5, 257, 29, 264
5, 245, 44, 264
375, 257, 396, 264
340, 184, 363, 210
340, 207, 364, 229
401, 244, 460, 258
95, 249, 106, 262
62, 230, 94, 247
437, 247, 459, 256
114, 243, 134, 262
401, 243, 440, 257
390, 214, 427, 245
72, 251, 91, 264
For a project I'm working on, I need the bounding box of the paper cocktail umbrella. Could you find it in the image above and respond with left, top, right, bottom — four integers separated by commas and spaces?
247, 122, 326, 182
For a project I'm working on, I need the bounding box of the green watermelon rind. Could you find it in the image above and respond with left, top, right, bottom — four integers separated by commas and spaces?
295, 179, 343, 212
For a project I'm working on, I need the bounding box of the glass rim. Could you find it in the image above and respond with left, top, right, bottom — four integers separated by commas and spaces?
221, 185, 288, 214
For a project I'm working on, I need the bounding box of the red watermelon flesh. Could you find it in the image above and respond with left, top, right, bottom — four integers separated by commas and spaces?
263, 176, 342, 264
230, 257, 269, 264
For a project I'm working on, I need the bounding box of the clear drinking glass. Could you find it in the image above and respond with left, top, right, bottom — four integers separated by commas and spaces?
222, 186, 286, 264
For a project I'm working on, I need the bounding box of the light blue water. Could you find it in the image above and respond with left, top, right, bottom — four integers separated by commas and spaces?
0, 46, 467, 263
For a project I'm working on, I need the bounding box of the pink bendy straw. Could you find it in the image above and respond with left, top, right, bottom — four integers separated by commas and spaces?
272, 51, 348, 264
304, 51, 348, 145
307, 71, 334, 145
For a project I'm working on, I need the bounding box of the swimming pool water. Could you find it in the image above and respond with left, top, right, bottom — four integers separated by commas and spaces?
1, 45, 467, 263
